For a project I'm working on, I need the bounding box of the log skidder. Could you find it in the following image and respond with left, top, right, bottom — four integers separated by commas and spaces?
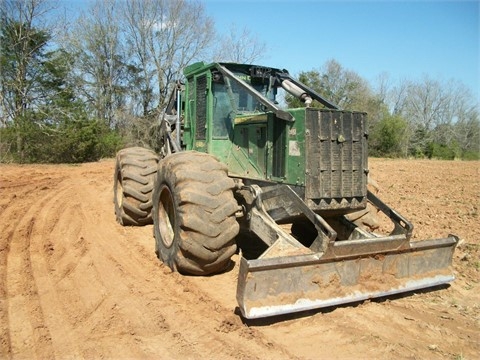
114, 61, 458, 319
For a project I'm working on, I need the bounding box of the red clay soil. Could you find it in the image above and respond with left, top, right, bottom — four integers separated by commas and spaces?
0, 158, 478, 359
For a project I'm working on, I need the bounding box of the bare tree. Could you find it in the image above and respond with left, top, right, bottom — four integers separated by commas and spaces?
320, 60, 369, 109
386, 75, 479, 156
453, 106, 479, 155
403, 76, 452, 132
212, 24, 267, 64
389, 78, 410, 115
121, 0, 215, 115
372, 72, 391, 105
65, 0, 126, 127
121, 0, 157, 117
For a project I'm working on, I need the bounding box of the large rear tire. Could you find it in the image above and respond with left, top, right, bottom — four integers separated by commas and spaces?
153, 151, 239, 275
114, 147, 160, 226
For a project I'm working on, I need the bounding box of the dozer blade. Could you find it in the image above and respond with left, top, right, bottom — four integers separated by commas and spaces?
236, 235, 458, 319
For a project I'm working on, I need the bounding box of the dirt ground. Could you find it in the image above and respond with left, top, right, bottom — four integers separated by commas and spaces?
1, 158, 478, 359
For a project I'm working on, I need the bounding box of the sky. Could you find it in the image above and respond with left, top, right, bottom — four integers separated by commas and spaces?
61, 0, 479, 99
204, 0, 480, 99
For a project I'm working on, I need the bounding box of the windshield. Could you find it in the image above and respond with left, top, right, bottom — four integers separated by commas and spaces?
230, 71, 279, 111
211, 67, 288, 138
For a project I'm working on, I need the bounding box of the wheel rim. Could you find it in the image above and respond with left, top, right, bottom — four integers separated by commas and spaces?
157, 185, 175, 248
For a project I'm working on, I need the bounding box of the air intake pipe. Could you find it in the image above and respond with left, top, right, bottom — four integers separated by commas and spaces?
281, 79, 313, 107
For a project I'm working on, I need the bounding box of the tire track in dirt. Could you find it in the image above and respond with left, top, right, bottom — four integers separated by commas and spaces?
24, 179, 96, 359
72, 179, 299, 359
2, 163, 298, 359
7, 216, 55, 359
1, 160, 478, 359
1, 168, 66, 358
11, 169, 167, 358
0, 184, 24, 355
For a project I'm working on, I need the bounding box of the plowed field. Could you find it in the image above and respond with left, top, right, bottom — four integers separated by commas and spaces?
1, 158, 478, 359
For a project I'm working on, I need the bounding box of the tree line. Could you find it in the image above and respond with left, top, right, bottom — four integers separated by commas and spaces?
1, 0, 478, 163
287, 61, 479, 160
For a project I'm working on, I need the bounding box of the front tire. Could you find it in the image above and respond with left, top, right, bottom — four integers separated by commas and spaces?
153, 151, 239, 275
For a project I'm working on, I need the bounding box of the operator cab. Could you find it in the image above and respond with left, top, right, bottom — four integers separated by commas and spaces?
210, 64, 286, 138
